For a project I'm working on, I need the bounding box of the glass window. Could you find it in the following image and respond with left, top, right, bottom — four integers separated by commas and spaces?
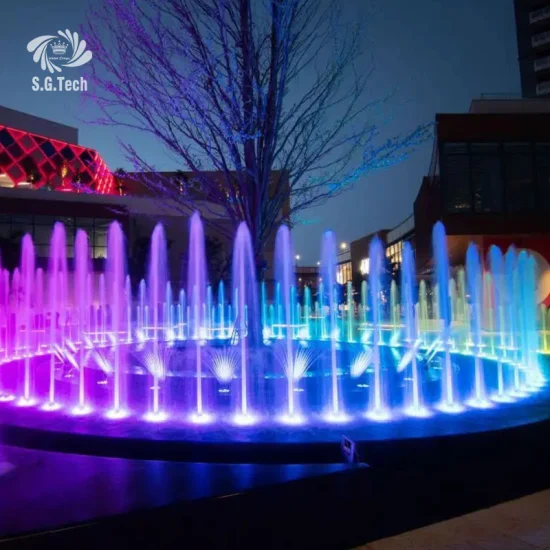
442, 143, 472, 212
75, 217, 94, 227
11, 215, 32, 224
93, 246, 107, 260
94, 228, 107, 248
536, 144, 550, 210
33, 226, 52, 245
33, 215, 56, 225
11, 223, 33, 236
503, 144, 535, 212
0, 223, 12, 239
471, 144, 503, 213
35, 245, 49, 258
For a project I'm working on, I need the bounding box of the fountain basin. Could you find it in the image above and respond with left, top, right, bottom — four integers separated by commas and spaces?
0, 341, 547, 463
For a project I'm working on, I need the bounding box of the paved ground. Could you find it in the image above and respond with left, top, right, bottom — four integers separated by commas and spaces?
356, 489, 550, 549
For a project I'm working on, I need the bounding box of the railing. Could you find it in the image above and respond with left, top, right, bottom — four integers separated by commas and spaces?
535, 55, 550, 72
387, 215, 414, 244
536, 80, 550, 95
532, 30, 550, 47
530, 5, 550, 24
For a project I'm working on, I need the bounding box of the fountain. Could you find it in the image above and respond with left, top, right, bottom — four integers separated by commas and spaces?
188, 212, 208, 420
147, 223, 168, 417
47, 222, 67, 408
232, 222, 257, 422
368, 236, 386, 419
466, 243, 488, 407
401, 241, 424, 415
489, 245, 506, 399
106, 221, 126, 416
320, 231, 342, 419
275, 225, 297, 418
0, 216, 546, 458
433, 222, 457, 411
21, 235, 34, 404
74, 229, 89, 412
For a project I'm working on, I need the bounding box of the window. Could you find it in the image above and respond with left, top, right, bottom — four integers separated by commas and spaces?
442, 143, 472, 212
0, 215, 118, 260
471, 143, 503, 213
536, 144, 550, 210
360, 258, 369, 275
503, 143, 535, 212
336, 262, 352, 284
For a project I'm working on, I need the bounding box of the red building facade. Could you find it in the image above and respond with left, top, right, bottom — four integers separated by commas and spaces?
0, 124, 114, 194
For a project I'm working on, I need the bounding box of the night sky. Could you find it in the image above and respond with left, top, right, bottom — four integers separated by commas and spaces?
0, 0, 520, 263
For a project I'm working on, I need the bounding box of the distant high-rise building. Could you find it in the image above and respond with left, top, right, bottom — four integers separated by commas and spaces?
514, 0, 550, 97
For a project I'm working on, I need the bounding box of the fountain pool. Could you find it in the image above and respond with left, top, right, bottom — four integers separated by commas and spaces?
0, 216, 547, 462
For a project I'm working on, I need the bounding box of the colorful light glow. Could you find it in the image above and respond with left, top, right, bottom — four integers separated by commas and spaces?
232, 413, 258, 426
404, 405, 431, 418
105, 408, 130, 420
278, 413, 306, 425
0, 218, 544, 438
322, 411, 351, 424
366, 408, 393, 422
41, 401, 62, 412
0, 394, 16, 402
437, 402, 465, 415
0, 124, 115, 194
465, 398, 494, 410
144, 410, 169, 423
189, 412, 215, 424
70, 405, 94, 416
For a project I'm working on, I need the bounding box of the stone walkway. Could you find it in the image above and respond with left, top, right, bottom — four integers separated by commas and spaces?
356, 490, 550, 549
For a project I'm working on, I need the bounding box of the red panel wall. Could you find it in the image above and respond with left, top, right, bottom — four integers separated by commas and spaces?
0, 125, 114, 194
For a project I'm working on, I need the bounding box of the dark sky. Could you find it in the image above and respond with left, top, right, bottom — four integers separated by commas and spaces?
0, 0, 520, 263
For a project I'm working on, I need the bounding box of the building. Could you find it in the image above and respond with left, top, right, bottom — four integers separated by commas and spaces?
336, 242, 352, 285
514, 0, 550, 97
385, 215, 415, 269
347, 217, 414, 285
0, 107, 287, 288
349, 229, 389, 283
414, 98, 550, 302
295, 265, 319, 290
0, 106, 113, 194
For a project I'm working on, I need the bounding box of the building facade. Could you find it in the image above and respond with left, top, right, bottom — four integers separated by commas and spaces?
414, 99, 550, 303
385, 215, 415, 270
514, 0, 550, 97
0, 108, 287, 289
349, 230, 389, 284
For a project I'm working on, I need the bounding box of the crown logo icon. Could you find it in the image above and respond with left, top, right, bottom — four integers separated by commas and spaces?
50, 41, 68, 55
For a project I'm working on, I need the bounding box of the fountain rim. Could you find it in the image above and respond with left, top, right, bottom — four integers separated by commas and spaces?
0, 342, 548, 464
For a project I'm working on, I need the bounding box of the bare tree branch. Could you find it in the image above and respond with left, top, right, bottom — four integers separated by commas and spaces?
84, 0, 432, 257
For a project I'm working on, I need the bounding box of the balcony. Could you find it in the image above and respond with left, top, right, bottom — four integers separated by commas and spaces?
536, 80, 550, 95
530, 5, 550, 24
535, 55, 550, 71
532, 30, 550, 48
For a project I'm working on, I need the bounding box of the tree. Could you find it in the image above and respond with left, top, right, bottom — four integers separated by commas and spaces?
85, 0, 430, 260
205, 235, 231, 287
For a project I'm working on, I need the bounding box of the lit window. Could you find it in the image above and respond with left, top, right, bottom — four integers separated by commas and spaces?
360, 258, 369, 275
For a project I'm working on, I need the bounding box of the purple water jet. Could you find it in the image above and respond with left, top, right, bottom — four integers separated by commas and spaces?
188, 212, 208, 416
